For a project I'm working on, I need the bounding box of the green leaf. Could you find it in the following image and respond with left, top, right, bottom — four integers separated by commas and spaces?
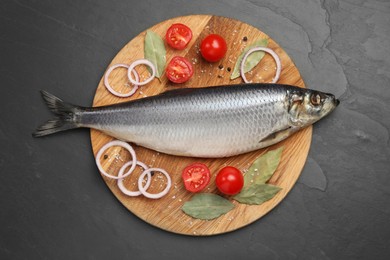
144, 30, 166, 79
244, 146, 284, 186
233, 184, 281, 205
230, 38, 269, 79
181, 193, 234, 220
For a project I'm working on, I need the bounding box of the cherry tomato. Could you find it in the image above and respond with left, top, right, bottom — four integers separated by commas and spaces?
182, 163, 211, 193
200, 34, 227, 62
165, 23, 193, 50
166, 56, 194, 83
216, 166, 244, 195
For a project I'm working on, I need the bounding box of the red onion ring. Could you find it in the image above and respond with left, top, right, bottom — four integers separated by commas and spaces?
127, 59, 156, 86
240, 47, 281, 84
104, 63, 140, 97
138, 168, 171, 199
95, 140, 137, 180
117, 161, 152, 196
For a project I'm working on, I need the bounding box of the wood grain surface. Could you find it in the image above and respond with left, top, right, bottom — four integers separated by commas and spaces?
90, 15, 311, 236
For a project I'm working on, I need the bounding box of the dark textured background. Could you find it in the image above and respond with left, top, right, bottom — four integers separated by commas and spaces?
1, 0, 389, 259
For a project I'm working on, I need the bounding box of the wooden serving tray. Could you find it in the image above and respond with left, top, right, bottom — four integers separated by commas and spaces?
91, 15, 311, 236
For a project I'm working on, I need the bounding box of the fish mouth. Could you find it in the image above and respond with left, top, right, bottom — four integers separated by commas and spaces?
326, 92, 340, 107
321, 93, 339, 116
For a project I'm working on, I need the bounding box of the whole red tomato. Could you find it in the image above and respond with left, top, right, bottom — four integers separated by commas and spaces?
215, 166, 244, 195
200, 34, 227, 62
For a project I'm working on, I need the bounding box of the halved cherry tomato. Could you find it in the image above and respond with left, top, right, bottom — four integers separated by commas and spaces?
216, 166, 244, 195
200, 34, 227, 62
166, 23, 193, 50
182, 163, 211, 193
166, 56, 194, 83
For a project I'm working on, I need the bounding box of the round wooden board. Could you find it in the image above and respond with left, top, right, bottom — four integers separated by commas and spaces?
91, 15, 311, 236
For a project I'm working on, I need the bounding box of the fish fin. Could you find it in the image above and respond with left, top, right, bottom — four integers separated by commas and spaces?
159, 88, 199, 96
259, 127, 296, 144
33, 91, 81, 137
159, 84, 263, 97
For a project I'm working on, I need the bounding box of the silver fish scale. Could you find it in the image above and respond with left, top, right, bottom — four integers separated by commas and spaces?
83, 85, 290, 157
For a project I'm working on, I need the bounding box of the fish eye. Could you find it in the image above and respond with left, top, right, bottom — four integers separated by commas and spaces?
310, 93, 322, 106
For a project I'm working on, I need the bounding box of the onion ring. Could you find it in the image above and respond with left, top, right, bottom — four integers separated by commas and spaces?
117, 161, 152, 196
240, 47, 281, 84
95, 140, 137, 180
104, 63, 140, 97
127, 59, 156, 86
138, 168, 172, 199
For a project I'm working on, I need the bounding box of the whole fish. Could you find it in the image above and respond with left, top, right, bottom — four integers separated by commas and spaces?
34, 84, 339, 157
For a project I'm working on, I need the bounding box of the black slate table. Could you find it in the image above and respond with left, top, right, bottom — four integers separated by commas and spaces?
1, 0, 389, 259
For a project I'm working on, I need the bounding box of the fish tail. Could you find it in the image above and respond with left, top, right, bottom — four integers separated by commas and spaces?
33, 90, 82, 137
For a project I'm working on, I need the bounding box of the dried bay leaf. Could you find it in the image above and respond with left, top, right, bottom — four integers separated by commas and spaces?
235, 147, 284, 206
233, 184, 281, 205
244, 146, 284, 186
181, 193, 234, 220
230, 38, 269, 79
144, 30, 166, 79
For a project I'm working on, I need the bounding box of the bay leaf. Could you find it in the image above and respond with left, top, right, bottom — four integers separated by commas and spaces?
230, 38, 269, 79
181, 193, 234, 220
233, 184, 281, 205
144, 30, 166, 79
244, 146, 284, 186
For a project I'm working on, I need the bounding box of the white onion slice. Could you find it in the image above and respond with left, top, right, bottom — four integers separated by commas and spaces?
104, 63, 140, 97
127, 59, 156, 86
240, 47, 281, 84
117, 161, 152, 196
138, 168, 171, 199
96, 140, 137, 180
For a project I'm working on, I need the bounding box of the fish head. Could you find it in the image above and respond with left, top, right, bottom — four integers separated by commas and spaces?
287, 88, 339, 127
